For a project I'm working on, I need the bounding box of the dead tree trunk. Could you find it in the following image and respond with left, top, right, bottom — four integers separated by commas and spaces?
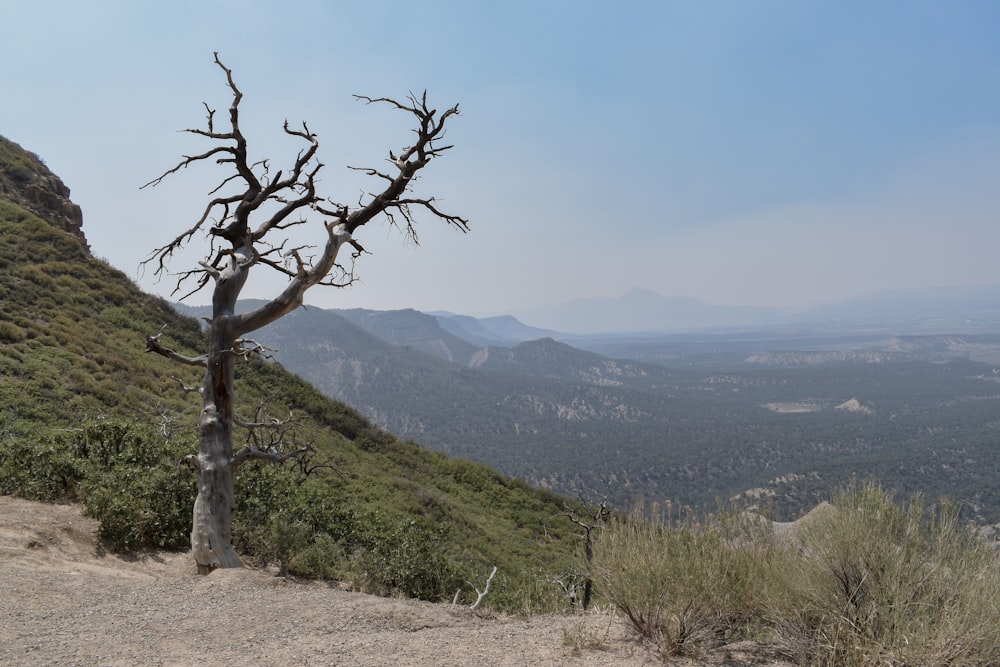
143, 53, 466, 572
563, 493, 611, 610
190, 252, 244, 570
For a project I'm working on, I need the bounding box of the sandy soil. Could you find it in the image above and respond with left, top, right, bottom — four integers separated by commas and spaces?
0, 496, 791, 666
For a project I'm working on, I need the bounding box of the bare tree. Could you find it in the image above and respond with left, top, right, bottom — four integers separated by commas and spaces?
143, 53, 467, 573
562, 491, 611, 610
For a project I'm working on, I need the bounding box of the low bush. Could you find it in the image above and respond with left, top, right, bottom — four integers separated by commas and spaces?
784, 484, 1000, 666
0, 428, 84, 501
233, 465, 354, 577
234, 460, 463, 601
594, 484, 1000, 665
594, 504, 787, 658
352, 512, 462, 600
76, 420, 196, 551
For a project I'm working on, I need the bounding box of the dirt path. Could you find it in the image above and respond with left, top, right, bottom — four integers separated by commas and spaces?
0, 496, 789, 666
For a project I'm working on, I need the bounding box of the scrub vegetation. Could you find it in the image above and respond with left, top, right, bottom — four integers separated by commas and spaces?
593, 483, 1000, 665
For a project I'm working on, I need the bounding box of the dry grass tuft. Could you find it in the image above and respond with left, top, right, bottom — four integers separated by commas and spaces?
593, 483, 1000, 665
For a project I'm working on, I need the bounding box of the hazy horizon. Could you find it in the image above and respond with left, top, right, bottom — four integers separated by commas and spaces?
294, 282, 1000, 336
3, 2, 998, 316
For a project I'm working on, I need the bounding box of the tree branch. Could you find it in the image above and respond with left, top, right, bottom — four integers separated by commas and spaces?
469, 565, 498, 610
344, 92, 467, 237
233, 408, 293, 430
145, 54, 467, 379
178, 453, 201, 473
232, 444, 314, 470
145, 329, 208, 367
167, 375, 203, 394
233, 222, 355, 335
230, 401, 312, 470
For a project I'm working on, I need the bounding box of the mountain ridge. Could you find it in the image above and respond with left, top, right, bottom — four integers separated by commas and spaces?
511, 285, 1000, 335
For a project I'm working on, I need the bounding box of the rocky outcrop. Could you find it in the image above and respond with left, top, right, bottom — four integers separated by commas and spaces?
0, 135, 87, 248
835, 397, 874, 414
744, 350, 944, 366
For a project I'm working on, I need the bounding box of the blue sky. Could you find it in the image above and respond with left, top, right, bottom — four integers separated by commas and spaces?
2, 1, 998, 316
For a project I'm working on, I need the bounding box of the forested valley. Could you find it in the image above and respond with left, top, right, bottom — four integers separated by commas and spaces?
244, 305, 1000, 523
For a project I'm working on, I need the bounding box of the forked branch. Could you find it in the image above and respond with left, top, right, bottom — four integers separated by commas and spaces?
145, 329, 208, 367
141, 54, 466, 342
231, 402, 312, 470
232, 444, 314, 470
469, 565, 498, 610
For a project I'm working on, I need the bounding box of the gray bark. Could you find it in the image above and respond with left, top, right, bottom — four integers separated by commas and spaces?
190, 249, 244, 571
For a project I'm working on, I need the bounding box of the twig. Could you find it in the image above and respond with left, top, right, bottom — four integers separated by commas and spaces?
469, 565, 498, 610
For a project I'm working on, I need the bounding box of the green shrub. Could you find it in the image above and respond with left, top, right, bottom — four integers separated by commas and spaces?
0, 430, 84, 501
76, 420, 196, 551
352, 512, 462, 601
233, 465, 355, 578
285, 532, 346, 580
0, 416, 480, 605
0, 320, 27, 343
82, 462, 195, 551
233, 464, 462, 600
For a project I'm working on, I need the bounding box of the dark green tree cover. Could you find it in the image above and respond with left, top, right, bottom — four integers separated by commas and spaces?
249, 303, 1000, 523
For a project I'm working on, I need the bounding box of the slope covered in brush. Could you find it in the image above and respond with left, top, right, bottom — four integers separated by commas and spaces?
0, 136, 584, 610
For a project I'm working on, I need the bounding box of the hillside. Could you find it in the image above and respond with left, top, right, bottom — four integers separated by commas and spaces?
0, 136, 588, 608
338, 307, 480, 364
436, 312, 559, 347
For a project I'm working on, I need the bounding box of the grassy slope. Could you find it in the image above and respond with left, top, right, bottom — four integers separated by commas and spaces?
0, 153, 584, 609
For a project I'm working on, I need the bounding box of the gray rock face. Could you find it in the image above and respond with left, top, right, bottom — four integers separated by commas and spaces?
0, 136, 87, 248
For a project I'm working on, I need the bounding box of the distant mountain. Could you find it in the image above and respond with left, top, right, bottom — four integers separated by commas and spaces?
803, 284, 1000, 329
240, 297, 1000, 522
468, 337, 675, 390
253, 306, 676, 390
247, 307, 682, 434
228, 297, 989, 515
476, 315, 560, 343
511, 285, 1000, 335
433, 312, 558, 347
432, 313, 510, 347
336, 308, 480, 364
514, 288, 785, 334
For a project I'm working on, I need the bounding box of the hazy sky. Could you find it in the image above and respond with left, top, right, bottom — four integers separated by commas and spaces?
2, 1, 998, 316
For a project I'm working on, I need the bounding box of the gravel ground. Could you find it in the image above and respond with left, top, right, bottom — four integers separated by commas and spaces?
0, 496, 792, 666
